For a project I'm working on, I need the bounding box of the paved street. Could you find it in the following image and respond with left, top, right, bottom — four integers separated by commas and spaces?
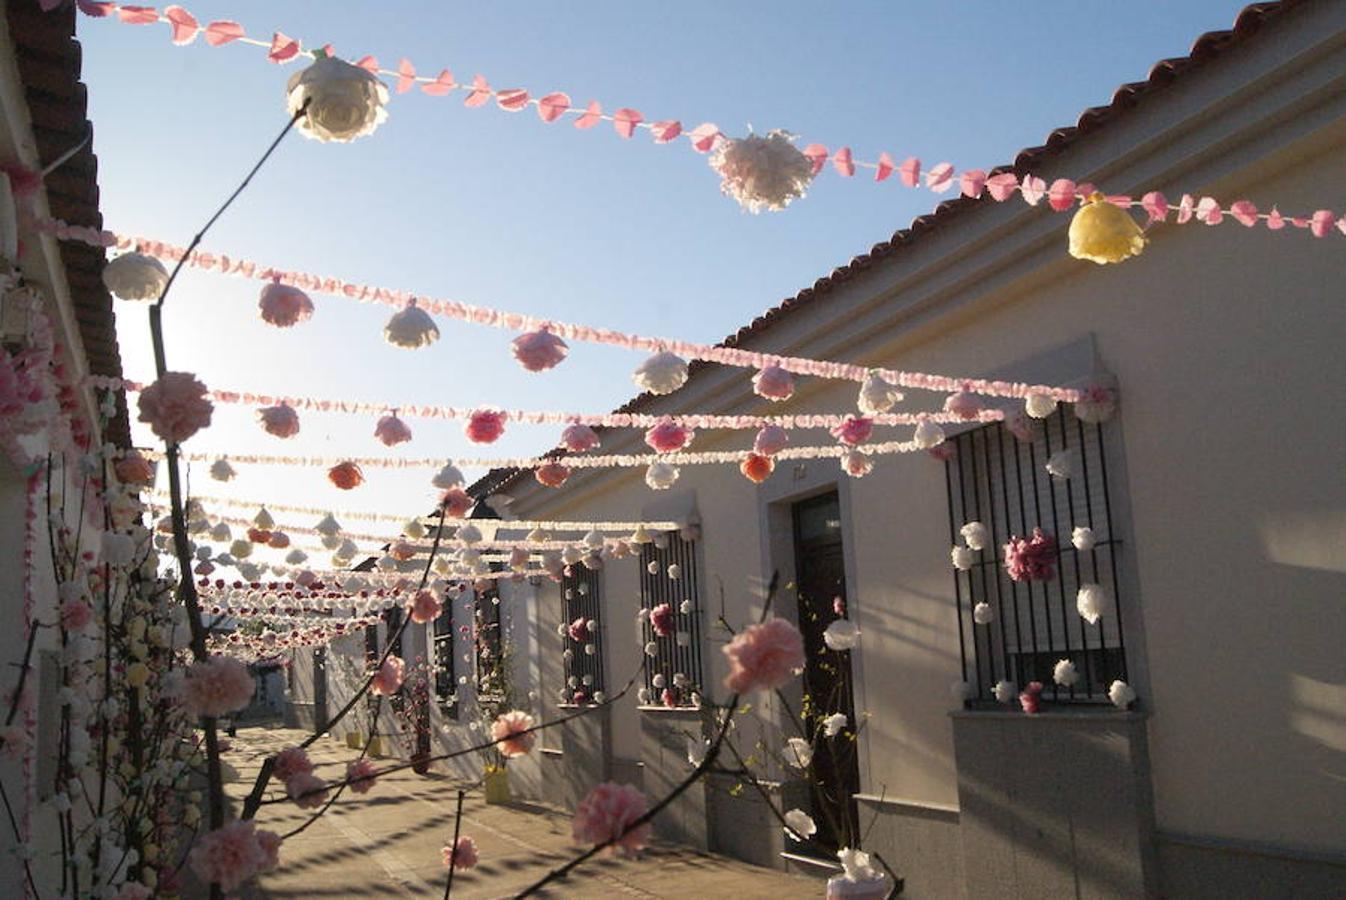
225, 726, 819, 899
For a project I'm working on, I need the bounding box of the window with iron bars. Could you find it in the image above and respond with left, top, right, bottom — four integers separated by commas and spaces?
559, 565, 605, 705
475, 581, 506, 706
945, 405, 1128, 705
431, 593, 458, 715
638, 533, 704, 708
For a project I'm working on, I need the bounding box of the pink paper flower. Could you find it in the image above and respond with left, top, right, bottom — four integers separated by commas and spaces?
511, 328, 569, 372
181, 656, 254, 718
440, 487, 475, 518
408, 589, 441, 624
257, 403, 301, 439
560, 423, 601, 453
189, 820, 269, 893
370, 656, 405, 696
256, 829, 282, 871
722, 618, 805, 694
1004, 409, 1034, 443
567, 617, 592, 643
61, 600, 93, 632
465, 408, 507, 444
442, 835, 479, 870
268, 532, 291, 549
649, 603, 674, 637
572, 782, 651, 856
272, 746, 313, 782
740, 453, 774, 484
830, 416, 873, 446
752, 365, 795, 401
374, 413, 413, 447
490, 710, 537, 758
535, 462, 570, 488
1019, 681, 1044, 714
943, 390, 983, 421
840, 450, 873, 478
328, 461, 365, 490
1004, 528, 1056, 582
753, 424, 789, 457
661, 688, 678, 708
833, 596, 846, 616
346, 758, 379, 794
114, 450, 154, 485
137, 372, 213, 443
285, 771, 328, 809
645, 419, 694, 453
258, 281, 314, 328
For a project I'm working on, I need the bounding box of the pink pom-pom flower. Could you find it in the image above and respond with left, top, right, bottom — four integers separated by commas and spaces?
440, 487, 475, 518
257, 403, 301, 439
272, 746, 313, 782
649, 603, 674, 637
181, 656, 255, 718
61, 600, 93, 632
943, 389, 983, 421
137, 372, 213, 443
465, 408, 507, 444
560, 423, 600, 453
114, 450, 155, 485
840, 450, 873, 478
645, 419, 694, 453
188, 820, 270, 893
346, 758, 379, 794
328, 461, 365, 491
567, 617, 592, 643
752, 365, 795, 401
285, 771, 328, 809
490, 710, 537, 758
374, 413, 413, 447
753, 425, 789, 457
370, 655, 405, 696
830, 416, 873, 446
1019, 681, 1044, 714
407, 589, 441, 624
572, 782, 651, 857
535, 462, 571, 488
740, 453, 774, 484
511, 328, 569, 372
722, 618, 805, 694
258, 281, 314, 328
442, 835, 479, 870
1004, 528, 1056, 582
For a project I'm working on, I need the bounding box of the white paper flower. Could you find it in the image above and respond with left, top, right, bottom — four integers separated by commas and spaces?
456, 523, 482, 545
209, 458, 236, 482
431, 462, 464, 490
857, 371, 902, 415
637, 687, 651, 704
229, 539, 253, 560
284, 549, 307, 565
1025, 393, 1058, 419
562, 546, 583, 566
668, 563, 681, 580
633, 351, 689, 395
785, 737, 812, 769
784, 809, 816, 841
837, 847, 879, 883
973, 602, 994, 625
645, 461, 680, 491
652, 673, 666, 689
1045, 451, 1072, 480
1071, 526, 1096, 551
644, 641, 658, 657
960, 521, 989, 551
822, 713, 848, 738
709, 130, 815, 213
950, 545, 975, 571
1108, 679, 1136, 709
993, 680, 1017, 704
315, 514, 342, 537
209, 522, 231, 542
102, 252, 168, 301
100, 532, 136, 567
914, 419, 946, 450
253, 507, 275, 529
1053, 659, 1080, 687
287, 55, 389, 143
823, 619, 860, 651
383, 301, 439, 349
1076, 583, 1108, 625
840, 450, 873, 478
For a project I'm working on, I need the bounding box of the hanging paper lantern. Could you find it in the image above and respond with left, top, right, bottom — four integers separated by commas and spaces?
708, 130, 815, 213
632, 351, 688, 396
230, 539, 253, 560
582, 529, 605, 551
258, 281, 314, 328
857, 371, 902, 415
1004, 409, 1034, 443
943, 390, 983, 421
668, 563, 681, 580
287, 55, 389, 143
315, 513, 342, 537
1068, 192, 1146, 264
645, 461, 679, 491
511, 328, 569, 372
209, 458, 236, 482
258, 403, 301, 439
328, 461, 364, 490
383, 301, 439, 349
993, 680, 1017, 704
403, 519, 427, 539
840, 450, 873, 478
830, 416, 873, 446
752, 365, 795, 401
645, 419, 694, 453
1053, 659, 1080, 687
629, 525, 653, 545
913, 419, 945, 450
114, 450, 154, 485
209, 523, 231, 542
526, 527, 551, 544
465, 408, 507, 444
753, 425, 789, 457
535, 462, 571, 489
611, 540, 631, 559
1019, 682, 1044, 715
267, 532, 291, 549
285, 549, 307, 566
1025, 393, 1057, 419
739, 453, 774, 484
390, 540, 416, 561
254, 507, 275, 529
320, 534, 342, 550
440, 487, 474, 518
137, 372, 213, 443
374, 413, 413, 447
102, 252, 168, 301
560, 423, 601, 453
431, 462, 465, 490
1074, 385, 1117, 424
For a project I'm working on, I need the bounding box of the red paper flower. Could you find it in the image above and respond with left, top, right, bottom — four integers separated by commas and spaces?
328, 461, 365, 490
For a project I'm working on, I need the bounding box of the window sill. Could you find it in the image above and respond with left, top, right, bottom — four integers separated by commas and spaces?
637, 704, 703, 717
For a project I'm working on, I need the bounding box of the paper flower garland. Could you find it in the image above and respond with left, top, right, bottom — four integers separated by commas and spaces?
752, 365, 795, 401
913, 419, 945, 450
287, 55, 389, 143
1068, 192, 1146, 264
258, 403, 301, 439
739, 453, 774, 484
560, 423, 601, 453
857, 371, 903, 415
102, 252, 168, 301
645, 419, 694, 453
431, 462, 465, 490
1076, 583, 1108, 625
328, 461, 365, 490
464, 409, 507, 444
752, 424, 789, 457
645, 461, 679, 490
535, 462, 570, 488
258, 281, 314, 328
632, 351, 689, 395
943, 389, 983, 421
709, 130, 815, 213
840, 449, 873, 478
1004, 528, 1055, 582
137, 372, 214, 443
383, 301, 439, 349
830, 416, 873, 446
511, 328, 569, 372
374, 413, 413, 447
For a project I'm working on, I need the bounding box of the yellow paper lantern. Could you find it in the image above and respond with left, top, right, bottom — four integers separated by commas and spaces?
1068, 192, 1146, 264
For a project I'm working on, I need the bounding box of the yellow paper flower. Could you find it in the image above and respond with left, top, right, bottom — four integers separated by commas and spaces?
126, 662, 150, 688
1069, 192, 1146, 264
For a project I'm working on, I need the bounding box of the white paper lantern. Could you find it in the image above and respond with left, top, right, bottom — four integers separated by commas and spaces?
287, 55, 389, 143
383, 301, 439, 349
914, 419, 946, 450
632, 351, 689, 396
645, 461, 679, 491
102, 252, 168, 302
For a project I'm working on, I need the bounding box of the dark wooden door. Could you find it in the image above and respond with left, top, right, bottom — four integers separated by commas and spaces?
791, 492, 861, 850
312, 647, 328, 734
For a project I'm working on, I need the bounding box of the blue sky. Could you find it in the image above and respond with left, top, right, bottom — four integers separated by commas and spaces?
78, 1, 1250, 542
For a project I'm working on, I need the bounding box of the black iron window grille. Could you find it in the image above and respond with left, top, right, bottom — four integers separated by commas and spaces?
431, 590, 458, 714
638, 533, 704, 708
475, 581, 505, 705
560, 565, 605, 705
945, 405, 1128, 705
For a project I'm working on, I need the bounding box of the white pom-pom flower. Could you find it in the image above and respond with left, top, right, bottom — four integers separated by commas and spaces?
1053, 659, 1080, 687
383, 301, 439, 349
431, 462, 465, 490
993, 680, 1017, 704
914, 419, 946, 450
1045, 451, 1072, 480
287, 55, 389, 143
455, 523, 482, 545
709, 130, 815, 213
315, 513, 342, 538
857, 371, 902, 415
1076, 583, 1108, 625
785, 736, 813, 769
823, 619, 860, 651
285, 549, 308, 566
1108, 679, 1136, 709
973, 602, 994, 625
209, 458, 236, 482
841, 450, 873, 478
1071, 526, 1096, 551
950, 545, 975, 571
960, 521, 988, 551
822, 713, 848, 738
102, 252, 168, 301
645, 461, 680, 491
633, 351, 689, 395
403, 518, 427, 539
784, 808, 816, 841
1025, 393, 1058, 419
